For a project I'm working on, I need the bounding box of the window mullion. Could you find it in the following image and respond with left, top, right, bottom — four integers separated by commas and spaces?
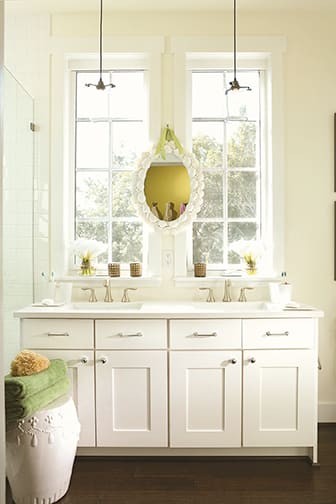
108, 120, 113, 263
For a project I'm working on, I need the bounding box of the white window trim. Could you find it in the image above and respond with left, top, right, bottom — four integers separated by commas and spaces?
171, 36, 286, 279
49, 36, 164, 278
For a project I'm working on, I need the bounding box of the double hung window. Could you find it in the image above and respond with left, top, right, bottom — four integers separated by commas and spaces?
74, 69, 146, 266
191, 69, 263, 269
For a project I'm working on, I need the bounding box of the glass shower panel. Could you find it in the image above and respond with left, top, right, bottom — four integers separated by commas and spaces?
3, 69, 34, 372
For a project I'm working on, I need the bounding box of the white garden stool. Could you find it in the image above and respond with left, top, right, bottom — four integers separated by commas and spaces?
6, 395, 80, 504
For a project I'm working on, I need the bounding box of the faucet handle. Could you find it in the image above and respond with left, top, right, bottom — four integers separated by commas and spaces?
121, 287, 137, 303
238, 287, 254, 302
199, 287, 216, 303
81, 287, 97, 303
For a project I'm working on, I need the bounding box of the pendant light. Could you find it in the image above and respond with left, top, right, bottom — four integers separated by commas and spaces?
225, 0, 251, 94
85, 0, 115, 90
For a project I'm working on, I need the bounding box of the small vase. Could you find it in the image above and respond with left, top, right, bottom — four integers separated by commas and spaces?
80, 258, 96, 276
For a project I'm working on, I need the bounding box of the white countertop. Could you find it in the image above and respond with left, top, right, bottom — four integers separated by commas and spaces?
14, 301, 324, 319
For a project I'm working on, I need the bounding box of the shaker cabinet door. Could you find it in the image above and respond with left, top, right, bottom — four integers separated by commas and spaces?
170, 351, 242, 447
96, 350, 168, 447
34, 349, 95, 447
243, 349, 316, 447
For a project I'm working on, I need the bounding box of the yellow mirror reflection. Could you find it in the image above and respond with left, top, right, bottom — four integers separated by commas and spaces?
144, 163, 190, 221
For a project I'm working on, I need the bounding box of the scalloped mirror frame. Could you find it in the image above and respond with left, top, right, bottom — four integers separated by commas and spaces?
133, 141, 204, 233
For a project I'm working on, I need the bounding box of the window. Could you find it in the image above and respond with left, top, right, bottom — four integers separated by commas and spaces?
191, 69, 263, 269
74, 70, 146, 267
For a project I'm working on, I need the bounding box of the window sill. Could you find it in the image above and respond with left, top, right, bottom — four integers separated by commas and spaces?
174, 274, 281, 288
56, 275, 161, 288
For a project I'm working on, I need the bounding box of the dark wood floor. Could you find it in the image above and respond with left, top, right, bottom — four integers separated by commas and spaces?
6, 424, 336, 504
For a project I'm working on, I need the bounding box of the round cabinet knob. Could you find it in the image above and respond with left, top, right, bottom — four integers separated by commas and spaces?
231, 358, 237, 365
80, 356, 89, 364
99, 356, 108, 364
250, 357, 256, 364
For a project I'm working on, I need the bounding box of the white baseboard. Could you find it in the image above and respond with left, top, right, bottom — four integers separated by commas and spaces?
318, 402, 336, 422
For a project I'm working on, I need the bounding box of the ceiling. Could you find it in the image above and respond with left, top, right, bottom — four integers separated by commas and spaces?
5, 0, 336, 14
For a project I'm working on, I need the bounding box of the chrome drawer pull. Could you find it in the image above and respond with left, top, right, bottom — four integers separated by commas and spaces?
47, 332, 69, 337
117, 332, 143, 338
192, 332, 217, 338
265, 331, 289, 337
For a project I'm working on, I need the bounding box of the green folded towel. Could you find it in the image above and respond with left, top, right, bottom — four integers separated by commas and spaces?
5, 376, 70, 425
5, 359, 67, 401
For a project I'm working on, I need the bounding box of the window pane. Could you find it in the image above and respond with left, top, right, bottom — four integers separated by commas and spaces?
193, 222, 224, 264
112, 122, 145, 170
112, 172, 137, 217
76, 221, 108, 263
228, 221, 257, 264
76, 172, 108, 218
76, 72, 110, 118
109, 72, 145, 119
197, 173, 223, 219
228, 171, 257, 218
112, 222, 142, 263
227, 121, 256, 168
192, 72, 225, 118
226, 71, 259, 119
192, 122, 223, 169
76, 122, 109, 169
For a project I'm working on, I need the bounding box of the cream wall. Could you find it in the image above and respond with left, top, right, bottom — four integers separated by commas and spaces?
0, 1, 6, 500
5, 8, 336, 419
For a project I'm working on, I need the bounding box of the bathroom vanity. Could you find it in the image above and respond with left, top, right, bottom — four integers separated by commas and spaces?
14, 301, 323, 463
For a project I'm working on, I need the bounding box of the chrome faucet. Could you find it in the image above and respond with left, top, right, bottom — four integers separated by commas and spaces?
121, 288, 137, 303
104, 279, 113, 302
222, 279, 232, 302
238, 287, 254, 302
81, 287, 97, 302
199, 287, 216, 303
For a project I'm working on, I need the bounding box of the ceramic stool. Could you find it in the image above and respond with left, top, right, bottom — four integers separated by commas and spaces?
6, 395, 80, 504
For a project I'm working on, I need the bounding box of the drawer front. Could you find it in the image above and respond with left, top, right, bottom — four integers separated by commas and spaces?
242, 318, 316, 349
169, 320, 241, 349
21, 319, 94, 349
95, 319, 167, 349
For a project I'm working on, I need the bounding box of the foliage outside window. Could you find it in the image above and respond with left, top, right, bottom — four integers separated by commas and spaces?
192, 70, 262, 268
75, 70, 145, 267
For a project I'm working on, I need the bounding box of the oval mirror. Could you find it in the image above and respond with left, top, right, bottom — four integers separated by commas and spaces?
133, 128, 204, 232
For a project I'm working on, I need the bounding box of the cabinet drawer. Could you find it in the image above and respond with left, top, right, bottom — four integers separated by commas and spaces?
95, 320, 167, 349
242, 319, 316, 349
169, 320, 241, 349
21, 319, 94, 349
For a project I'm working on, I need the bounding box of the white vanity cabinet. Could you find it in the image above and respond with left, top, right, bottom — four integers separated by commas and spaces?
95, 319, 168, 447
17, 308, 320, 461
21, 319, 95, 447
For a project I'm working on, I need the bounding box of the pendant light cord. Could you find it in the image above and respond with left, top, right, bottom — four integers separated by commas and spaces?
85, 0, 115, 89
233, 0, 237, 79
99, 0, 103, 80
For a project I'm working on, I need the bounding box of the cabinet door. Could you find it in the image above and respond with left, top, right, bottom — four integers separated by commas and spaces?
34, 349, 95, 447
96, 350, 167, 447
170, 351, 241, 447
243, 349, 316, 446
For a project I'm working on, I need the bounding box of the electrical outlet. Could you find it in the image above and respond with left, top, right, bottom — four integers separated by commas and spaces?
162, 250, 173, 269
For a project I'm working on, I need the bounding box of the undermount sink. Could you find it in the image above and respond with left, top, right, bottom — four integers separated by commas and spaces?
190, 301, 270, 312
72, 302, 143, 311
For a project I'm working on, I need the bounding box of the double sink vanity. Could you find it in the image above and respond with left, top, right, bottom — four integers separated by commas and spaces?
14, 299, 323, 463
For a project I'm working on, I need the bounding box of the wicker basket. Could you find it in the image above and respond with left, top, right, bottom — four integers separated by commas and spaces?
108, 263, 120, 277
130, 262, 142, 277
194, 263, 207, 277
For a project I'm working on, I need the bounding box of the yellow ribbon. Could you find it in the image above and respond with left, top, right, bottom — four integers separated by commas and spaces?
155, 125, 185, 159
